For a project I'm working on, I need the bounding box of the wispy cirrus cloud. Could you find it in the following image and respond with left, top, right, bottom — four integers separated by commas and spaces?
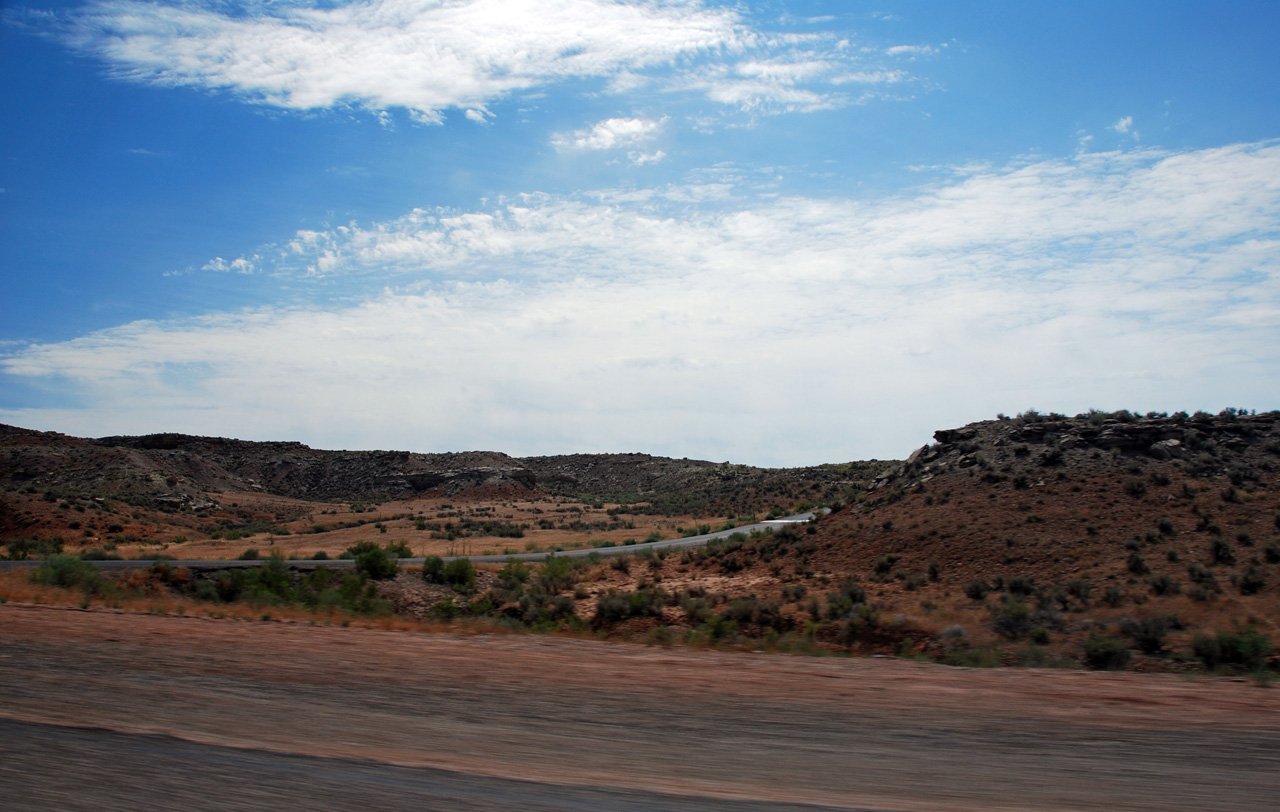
18, 0, 919, 122
3, 141, 1277, 463
886, 44, 938, 58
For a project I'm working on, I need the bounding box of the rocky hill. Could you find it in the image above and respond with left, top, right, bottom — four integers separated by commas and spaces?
0, 423, 888, 521
631, 408, 1280, 668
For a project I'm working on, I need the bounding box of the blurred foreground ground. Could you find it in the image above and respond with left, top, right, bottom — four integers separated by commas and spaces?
2, 603, 1278, 811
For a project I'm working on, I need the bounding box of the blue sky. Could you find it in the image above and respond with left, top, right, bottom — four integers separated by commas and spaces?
2, 1, 1279, 466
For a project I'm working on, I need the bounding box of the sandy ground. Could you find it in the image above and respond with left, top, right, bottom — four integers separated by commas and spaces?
2, 603, 1279, 811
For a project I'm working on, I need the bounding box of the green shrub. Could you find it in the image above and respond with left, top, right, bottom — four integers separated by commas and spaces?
941, 645, 1001, 668
31, 554, 112, 596
697, 615, 738, 642
1238, 565, 1266, 595
1193, 626, 1272, 671
872, 553, 899, 577
338, 541, 381, 559
237, 548, 260, 561
1149, 574, 1179, 596
721, 595, 782, 629
355, 548, 398, 580
192, 578, 220, 603
497, 560, 531, 591
442, 558, 477, 592
1084, 635, 1131, 670
1066, 579, 1092, 604
964, 579, 990, 601
1006, 576, 1036, 596
1124, 478, 1147, 498
1122, 616, 1168, 654
384, 540, 413, 558
991, 599, 1032, 639
595, 586, 669, 625
516, 591, 576, 626
1210, 538, 1236, 566
1127, 552, 1149, 575
825, 578, 867, 620
422, 555, 445, 583
536, 555, 579, 593
5, 537, 65, 560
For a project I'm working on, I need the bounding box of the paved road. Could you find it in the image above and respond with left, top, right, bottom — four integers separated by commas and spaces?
0, 513, 818, 572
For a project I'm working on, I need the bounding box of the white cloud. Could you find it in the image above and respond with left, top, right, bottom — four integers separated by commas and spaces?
1112, 115, 1139, 140
886, 44, 936, 57
36, 0, 919, 120
50, 0, 744, 122
5, 141, 1278, 464
629, 150, 666, 165
201, 256, 257, 274
832, 70, 906, 85
681, 62, 841, 113
553, 117, 666, 151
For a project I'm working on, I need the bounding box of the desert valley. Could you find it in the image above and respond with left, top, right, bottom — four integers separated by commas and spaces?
3, 411, 1280, 810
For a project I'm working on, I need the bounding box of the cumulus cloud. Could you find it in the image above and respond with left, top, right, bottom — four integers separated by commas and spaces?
553, 117, 666, 151
4, 141, 1278, 464
31, 0, 906, 121
1112, 115, 1139, 140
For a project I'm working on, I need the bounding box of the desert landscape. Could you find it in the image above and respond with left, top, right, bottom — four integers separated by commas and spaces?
3, 410, 1279, 809
7, 4, 1280, 809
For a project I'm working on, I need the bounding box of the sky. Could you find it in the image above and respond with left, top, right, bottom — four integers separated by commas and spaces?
2, 1, 1279, 467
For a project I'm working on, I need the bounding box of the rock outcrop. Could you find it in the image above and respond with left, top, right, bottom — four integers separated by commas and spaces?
869, 410, 1279, 495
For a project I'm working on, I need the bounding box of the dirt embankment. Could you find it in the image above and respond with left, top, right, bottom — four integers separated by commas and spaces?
2, 603, 1279, 811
